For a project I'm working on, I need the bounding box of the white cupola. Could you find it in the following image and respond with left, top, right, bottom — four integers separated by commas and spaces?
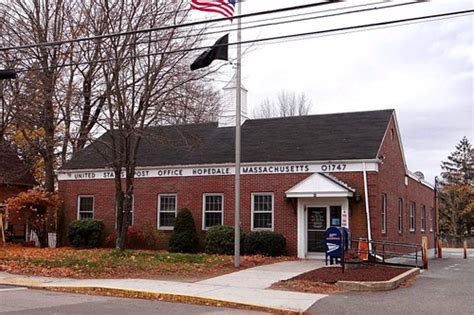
218, 75, 249, 127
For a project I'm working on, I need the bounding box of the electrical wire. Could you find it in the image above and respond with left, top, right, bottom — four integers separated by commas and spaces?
0, 1, 345, 52
9, 8, 472, 73
0, 1, 422, 65
0, 0, 383, 40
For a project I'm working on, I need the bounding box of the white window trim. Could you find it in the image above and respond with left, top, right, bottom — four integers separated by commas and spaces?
409, 202, 416, 232
157, 194, 177, 230
202, 193, 224, 230
398, 198, 403, 234
114, 195, 135, 228
251, 192, 274, 231
381, 193, 387, 234
420, 205, 426, 232
77, 195, 95, 220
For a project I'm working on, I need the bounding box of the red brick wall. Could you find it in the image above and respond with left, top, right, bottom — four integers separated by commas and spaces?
371, 116, 436, 249
59, 173, 315, 254
58, 116, 435, 254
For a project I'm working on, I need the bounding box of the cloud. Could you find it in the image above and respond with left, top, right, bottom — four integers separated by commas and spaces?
218, 1, 474, 181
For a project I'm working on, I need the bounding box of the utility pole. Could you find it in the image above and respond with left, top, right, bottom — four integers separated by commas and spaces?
234, 1, 242, 269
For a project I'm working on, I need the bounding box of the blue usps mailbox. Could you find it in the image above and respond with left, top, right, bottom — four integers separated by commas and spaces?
325, 227, 345, 271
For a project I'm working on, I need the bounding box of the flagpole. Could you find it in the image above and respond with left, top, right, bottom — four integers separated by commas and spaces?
234, 1, 242, 269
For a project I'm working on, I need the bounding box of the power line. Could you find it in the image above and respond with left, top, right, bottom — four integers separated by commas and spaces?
250, 12, 473, 48
1, 1, 420, 65
0, 1, 344, 52
0, 1, 385, 41
11, 8, 473, 73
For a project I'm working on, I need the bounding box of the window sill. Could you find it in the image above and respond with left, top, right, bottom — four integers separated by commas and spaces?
252, 228, 274, 232
158, 227, 174, 231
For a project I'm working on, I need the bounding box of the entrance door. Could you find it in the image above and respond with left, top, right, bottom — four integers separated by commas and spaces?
307, 207, 328, 252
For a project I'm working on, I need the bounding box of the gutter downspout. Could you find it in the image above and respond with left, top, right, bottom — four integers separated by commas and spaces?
363, 162, 373, 251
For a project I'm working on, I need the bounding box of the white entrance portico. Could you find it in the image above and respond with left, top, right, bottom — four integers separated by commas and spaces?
285, 173, 354, 258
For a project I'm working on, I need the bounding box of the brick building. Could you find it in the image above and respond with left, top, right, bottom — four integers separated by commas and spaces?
0, 141, 37, 239
58, 109, 436, 257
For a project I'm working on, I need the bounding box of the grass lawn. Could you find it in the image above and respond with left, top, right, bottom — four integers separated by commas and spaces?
0, 244, 294, 280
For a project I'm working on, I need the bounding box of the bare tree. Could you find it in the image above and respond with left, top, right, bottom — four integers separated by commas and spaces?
84, 0, 221, 250
252, 90, 313, 119
1, 0, 222, 250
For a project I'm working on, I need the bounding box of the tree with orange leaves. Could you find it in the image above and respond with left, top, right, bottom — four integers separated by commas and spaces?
6, 189, 61, 247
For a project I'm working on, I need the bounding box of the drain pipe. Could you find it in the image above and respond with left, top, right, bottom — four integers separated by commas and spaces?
363, 162, 373, 252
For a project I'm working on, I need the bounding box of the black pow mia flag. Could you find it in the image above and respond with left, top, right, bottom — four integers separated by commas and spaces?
191, 34, 228, 71
0, 69, 17, 80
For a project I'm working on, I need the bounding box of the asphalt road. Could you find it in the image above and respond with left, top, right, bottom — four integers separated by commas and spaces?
308, 249, 474, 315
0, 286, 269, 315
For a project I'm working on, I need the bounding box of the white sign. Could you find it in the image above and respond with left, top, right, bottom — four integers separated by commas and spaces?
57, 161, 378, 181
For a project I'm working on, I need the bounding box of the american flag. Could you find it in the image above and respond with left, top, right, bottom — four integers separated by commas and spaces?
190, 0, 236, 18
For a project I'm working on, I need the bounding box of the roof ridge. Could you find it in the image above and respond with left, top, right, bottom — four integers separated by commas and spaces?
247, 108, 394, 123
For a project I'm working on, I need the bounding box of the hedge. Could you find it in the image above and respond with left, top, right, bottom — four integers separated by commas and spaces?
205, 225, 245, 255
67, 219, 104, 248
243, 231, 286, 257
168, 208, 199, 253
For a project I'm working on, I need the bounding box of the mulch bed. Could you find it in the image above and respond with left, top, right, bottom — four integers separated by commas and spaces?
272, 264, 411, 294
294, 264, 411, 283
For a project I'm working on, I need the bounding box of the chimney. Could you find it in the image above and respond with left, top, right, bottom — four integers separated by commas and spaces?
218, 75, 249, 127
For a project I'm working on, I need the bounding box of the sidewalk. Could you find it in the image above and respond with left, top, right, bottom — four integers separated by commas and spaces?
0, 260, 327, 313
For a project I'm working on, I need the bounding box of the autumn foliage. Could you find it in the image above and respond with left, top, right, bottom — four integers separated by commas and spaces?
6, 189, 61, 247
0, 244, 295, 280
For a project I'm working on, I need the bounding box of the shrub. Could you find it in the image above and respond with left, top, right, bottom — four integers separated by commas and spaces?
67, 219, 104, 248
168, 208, 199, 253
102, 225, 165, 249
205, 225, 245, 255
6, 189, 61, 247
243, 231, 286, 257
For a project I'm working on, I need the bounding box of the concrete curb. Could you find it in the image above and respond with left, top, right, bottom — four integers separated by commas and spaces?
0, 278, 44, 288
0, 278, 303, 314
40, 284, 302, 315
336, 267, 420, 291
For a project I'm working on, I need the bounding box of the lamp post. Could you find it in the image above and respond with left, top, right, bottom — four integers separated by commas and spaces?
0, 69, 17, 80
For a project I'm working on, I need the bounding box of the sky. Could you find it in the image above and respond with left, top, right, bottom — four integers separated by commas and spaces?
195, 0, 473, 183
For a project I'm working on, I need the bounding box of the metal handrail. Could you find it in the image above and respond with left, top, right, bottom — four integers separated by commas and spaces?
351, 238, 423, 268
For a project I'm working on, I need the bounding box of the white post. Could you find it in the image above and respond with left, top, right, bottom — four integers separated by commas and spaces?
234, 2, 242, 268
362, 162, 373, 252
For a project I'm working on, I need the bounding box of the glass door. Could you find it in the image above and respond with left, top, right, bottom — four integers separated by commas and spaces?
307, 207, 328, 252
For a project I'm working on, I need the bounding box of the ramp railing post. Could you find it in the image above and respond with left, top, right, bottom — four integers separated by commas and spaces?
464, 240, 468, 259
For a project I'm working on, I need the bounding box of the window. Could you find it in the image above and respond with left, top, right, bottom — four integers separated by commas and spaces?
420, 205, 426, 232
409, 202, 416, 232
78, 196, 94, 220
381, 193, 387, 234
398, 198, 403, 234
203, 194, 223, 229
252, 193, 274, 230
158, 194, 177, 229
429, 207, 434, 232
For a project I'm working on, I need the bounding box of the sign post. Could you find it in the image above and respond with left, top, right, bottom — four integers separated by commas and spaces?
422, 236, 428, 269
0, 214, 5, 246
464, 240, 468, 259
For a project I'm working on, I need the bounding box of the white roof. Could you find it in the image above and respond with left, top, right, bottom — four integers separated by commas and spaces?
285, 173, 355, 198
